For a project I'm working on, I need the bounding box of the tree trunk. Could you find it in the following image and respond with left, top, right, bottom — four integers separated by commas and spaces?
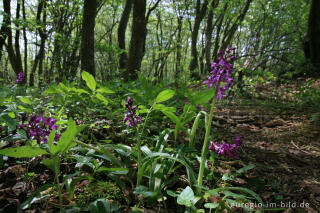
307, 0, 320, 74
205, 0, 219, 73
22, 0, 28, 84
220, 0, 252, 51
38, 0, 47, 86
189, 0, 209, 79
80, 0, 97, 77
0, 0, 10, 62
175, 16, 183, 85
212, 3, 228, 62
14, 0, 23, 76
29, 0, 45, 87
3, 0, 23, 75
126, 0, 147, 81
118, 0, 133, 71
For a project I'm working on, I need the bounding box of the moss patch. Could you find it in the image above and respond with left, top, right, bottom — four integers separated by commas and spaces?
77, 181, 123, 206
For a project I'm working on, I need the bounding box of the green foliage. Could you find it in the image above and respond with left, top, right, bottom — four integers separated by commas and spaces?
50, 118, 79, 155
155, 89, 176, 103
0, 146, 48, 158
77, 181, 123, 207
82, 71, 97, 92
177, 186, 200, 208
296, 80, 320, 107
89, 198, 120, 213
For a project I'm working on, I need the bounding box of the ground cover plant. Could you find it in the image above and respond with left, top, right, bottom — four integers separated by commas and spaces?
1, 0, 320, 212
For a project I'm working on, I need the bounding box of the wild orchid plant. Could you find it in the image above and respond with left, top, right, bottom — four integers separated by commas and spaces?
123, 96, 144, 185
18, 114, 61, 144
0, 114, 83, 212
197, 47, 242, 194
16, 72, 25, 84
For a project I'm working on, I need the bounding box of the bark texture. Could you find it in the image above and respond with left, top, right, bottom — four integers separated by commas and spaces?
118, 0, 133, 71
307, 0, 320, 73
80, 0, 97, 77
189, 0, 209, 79
126, 0, 147, 81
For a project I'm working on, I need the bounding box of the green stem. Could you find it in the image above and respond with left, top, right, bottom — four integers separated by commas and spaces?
136, 105, 153, 186
54, 156, 63, 212
197, 97, 217, 194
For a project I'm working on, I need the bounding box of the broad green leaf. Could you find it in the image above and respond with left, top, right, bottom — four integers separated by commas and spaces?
137, 153, 197, 187
155, 89, 175, 103
161, 110, 181, 126
138, 105, 148, 114
47, 130, 55, 150
0, 90, 6, 98
89, 198, 112, 213
222, 173, 233, 181
153, 103, 167, 111
177, 186, 194, 207
141, 145, 152, 156
95, 93, 109, 106
70, 88, 89, 94
81, 71, 96, 91
167, 190, 179, 197
0, 114, 17, 129
0, 146, 48, 158
18, 96, 32, 105
97, 167, 129, 175
217, 187, 263, 204
96, 87, 114, 94
236, 164, 255, 174
133, 185, 158, 198
51, 119, 78, 155
8, 111, 15, 118
204, 203, 219, 209
190, 88, 215, 105
42, 156, 60, 173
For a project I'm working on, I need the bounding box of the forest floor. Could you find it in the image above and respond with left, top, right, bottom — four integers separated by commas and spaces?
0, 79, 319, 212
211, 79, 320, 213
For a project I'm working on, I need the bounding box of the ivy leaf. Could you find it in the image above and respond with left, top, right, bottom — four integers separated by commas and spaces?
82, 71, 96, 91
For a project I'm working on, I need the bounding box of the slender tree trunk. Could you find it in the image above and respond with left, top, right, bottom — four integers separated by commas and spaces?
189, 0, 209, 79
205, 0, 219, 73
212, 3, 228, 61
0, 0, 10, 63
307, 0, 320, 74
14, 0, 23, 76
80, 0, 97, 77
126, 0, 160, 81
220, 0, 252, 51
38, 0, 47, 86
126, 0, 147, 81
29, 0, 45, 86
118, 0, 133, 71
3, 0, 20, 75
22, 0, 28, 84
175, 16, 183, 85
